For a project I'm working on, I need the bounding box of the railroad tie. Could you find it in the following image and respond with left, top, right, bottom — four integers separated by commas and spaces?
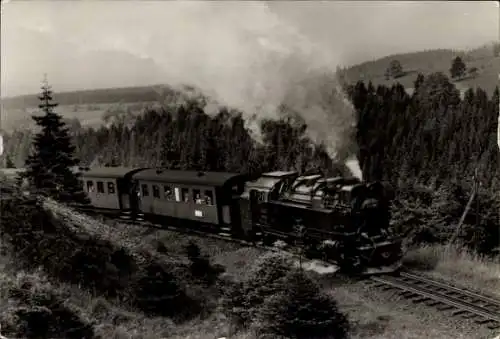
451, 309, 468, 316
435, 304, 454, 311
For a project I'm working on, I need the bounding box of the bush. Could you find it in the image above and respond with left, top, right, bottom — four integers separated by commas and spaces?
220, 252, 291, 328
0, 273, 95, 339
185, 240, 225, 286
127, 261, 199, 320
221, 252, 350, 338
255, 271, 350, 339
221, 252, 294, 328
0, 195, 202, 320
0, 196, 137, 297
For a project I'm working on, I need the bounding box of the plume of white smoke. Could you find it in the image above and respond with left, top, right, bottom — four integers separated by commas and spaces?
138, 2, 361, 177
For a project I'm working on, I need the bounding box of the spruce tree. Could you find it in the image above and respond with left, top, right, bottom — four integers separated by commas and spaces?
21, 77, 89, 204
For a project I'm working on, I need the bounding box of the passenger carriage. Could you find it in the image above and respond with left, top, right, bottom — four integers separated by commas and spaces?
78, 167, 146, 215
131, 169, 247, 236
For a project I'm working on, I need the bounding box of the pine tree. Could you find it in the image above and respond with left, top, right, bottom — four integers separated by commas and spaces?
385, 59, 404, 79
450, 56, 466, 79
255, 271, 349, 339
21, 77, 89, 204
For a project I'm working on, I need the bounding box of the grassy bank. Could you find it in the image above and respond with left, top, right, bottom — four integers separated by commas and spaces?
403, 244, 500, 298
2, 189, 499, 338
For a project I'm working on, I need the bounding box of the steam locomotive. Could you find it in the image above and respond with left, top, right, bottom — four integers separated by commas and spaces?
73, 166, 403, 274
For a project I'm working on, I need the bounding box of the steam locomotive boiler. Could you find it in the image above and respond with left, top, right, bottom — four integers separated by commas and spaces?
239, 171, 403, 273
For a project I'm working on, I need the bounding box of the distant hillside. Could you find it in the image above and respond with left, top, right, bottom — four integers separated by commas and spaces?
0, 85, 163, 111
0, 84, 205, 132
341, 43, 500, 94
1, 43, 498, 128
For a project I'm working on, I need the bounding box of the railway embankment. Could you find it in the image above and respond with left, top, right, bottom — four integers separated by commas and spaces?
0, 192, 350, 338
0, 194, 225, 338
1, 190, 499, 338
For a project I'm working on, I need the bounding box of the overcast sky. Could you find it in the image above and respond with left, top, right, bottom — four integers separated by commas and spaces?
1, 0, 498, 98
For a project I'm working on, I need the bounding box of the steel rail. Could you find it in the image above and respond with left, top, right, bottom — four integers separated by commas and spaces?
370, 273, 500, 330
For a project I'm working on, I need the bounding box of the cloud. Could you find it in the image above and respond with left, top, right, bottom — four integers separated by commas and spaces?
2, 1, 497, 96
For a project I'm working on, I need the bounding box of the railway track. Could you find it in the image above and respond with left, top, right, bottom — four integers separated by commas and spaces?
367, 271, 500, 330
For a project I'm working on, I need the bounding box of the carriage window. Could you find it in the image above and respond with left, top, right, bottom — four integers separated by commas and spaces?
141, 184, 149, 197
181, 188, 190, 202
164, 185, 173, 200
193, 189, 203, 204
204, 190, 214, 205
107, 182, 115, 194
232, 185, 239, 194
97, 181, 105, 193
86, 181, 94, 192
152, 185, 160, 198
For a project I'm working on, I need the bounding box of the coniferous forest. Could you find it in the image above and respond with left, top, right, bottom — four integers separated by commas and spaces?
1, 71, 499, 255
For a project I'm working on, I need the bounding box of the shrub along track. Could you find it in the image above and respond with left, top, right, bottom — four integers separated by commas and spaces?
365, 271, 500, 330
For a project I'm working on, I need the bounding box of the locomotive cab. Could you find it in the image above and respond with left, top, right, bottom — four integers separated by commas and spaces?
239, 171, 299, 240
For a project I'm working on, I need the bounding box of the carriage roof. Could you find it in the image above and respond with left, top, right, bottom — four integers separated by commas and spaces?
78, 167, 145, 179
132, 169, 246, 187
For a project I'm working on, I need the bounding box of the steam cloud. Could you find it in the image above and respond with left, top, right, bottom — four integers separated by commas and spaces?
136, 2, 360, 176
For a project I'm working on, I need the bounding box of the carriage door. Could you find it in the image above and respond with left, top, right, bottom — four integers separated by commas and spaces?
229, 184, 243, 235
129, 180, 141, 211
118, 178, 130, 210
